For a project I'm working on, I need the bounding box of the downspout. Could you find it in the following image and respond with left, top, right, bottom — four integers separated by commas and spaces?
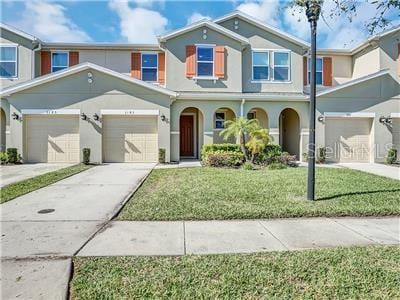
240, 98, 246, 117
31, 39, 41, 79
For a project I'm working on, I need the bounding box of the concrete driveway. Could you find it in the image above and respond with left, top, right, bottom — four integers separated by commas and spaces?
0, 163, 73, 187
1, 163, 154, 299
337, 163, 399, 180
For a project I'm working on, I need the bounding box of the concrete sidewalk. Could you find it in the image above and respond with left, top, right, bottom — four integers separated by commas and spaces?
78, 217, 399, 256
1, 163, 155, 299
337, 163, 399, 180
0, 163, 73, 187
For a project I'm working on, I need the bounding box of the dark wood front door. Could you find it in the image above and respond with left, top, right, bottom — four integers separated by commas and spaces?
180, 115, 194, 157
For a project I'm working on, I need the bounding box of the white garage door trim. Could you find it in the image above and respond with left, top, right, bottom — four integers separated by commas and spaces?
390, 113, 400, 118
100, 109, 159, 116
324, 112, 375, 118
22, 109, 80, 115
325, 117, 373, 163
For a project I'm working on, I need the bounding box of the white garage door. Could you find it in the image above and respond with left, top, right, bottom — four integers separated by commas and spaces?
103, 115, 158, 162
25, 115, 80, 163
325, 117, 372, 162
393, 118, 400, 154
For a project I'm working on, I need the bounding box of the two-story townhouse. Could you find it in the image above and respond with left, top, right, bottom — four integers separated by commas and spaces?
0, 11, 399, 164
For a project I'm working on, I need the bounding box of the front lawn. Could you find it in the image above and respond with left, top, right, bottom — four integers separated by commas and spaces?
71, 246, 400, 299
118, 167, 400, 220
0, 164, 92, 204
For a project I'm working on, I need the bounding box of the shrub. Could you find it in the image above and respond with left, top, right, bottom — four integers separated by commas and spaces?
82, 148, 90, 165
7, 148, 21, 164
158, 148, 166, 163
203, 152, 244, 168
241, 162, 254, 170
0, 152, 8, 164
317, 147, 327, 163
275, 152, 298, 167
254, 144, 282, 165
201, 144, 242, 162
267, 162, 287, 170
386, 148, 397, 164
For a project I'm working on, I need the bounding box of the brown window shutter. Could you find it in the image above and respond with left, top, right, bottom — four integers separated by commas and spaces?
69, 51, 79, 66
303, 56, 308, 85
131, 52, 141, 79
214, 46, 225, 78
186, 45, 196, 78
158, 52, 165, 85
41, 51, 51, 75
323, 57, 332, 86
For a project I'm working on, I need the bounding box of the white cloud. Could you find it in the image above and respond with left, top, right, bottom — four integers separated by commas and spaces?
132, 0, 165, 8
11, 0, 91, 42
109, 0, 168, 43
236, 0, 281, 27
187, 12, 211, 25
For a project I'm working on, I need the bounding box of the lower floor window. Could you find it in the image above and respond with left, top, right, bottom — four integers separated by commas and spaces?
247, 112, 256, 120
215, 112, 225, 129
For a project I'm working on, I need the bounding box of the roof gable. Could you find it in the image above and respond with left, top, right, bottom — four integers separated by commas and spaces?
158, 20, 249, 45
214, 11, 310, 48
0, 23, 38, 42
0, 63, 177, 97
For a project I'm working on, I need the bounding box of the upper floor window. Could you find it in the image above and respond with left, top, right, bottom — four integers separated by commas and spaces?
197, 46, 214, 77
142, 53, 158, 82
308, 57, 323, 85
273, 52, 290, 81
252, 51, 269, 81
0, 45, 17, 78
52, 52, 68, 72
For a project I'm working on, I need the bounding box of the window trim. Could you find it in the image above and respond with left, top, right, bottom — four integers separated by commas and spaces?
272, 50, 291, 82
196, 44, 215, 78
141, 52, 158, 82
51, 51, 69, 73
215, 111, 226, 129
307, 56, 324, 86
252, 49, 270, 81
0, 44, 18, 79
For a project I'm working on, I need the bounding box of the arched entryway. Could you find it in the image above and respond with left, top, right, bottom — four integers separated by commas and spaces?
179, 107, 204, 158
213, 107, 236, 144
0, 108, 6, 152
246, 107, 268, 129
279, 108, 300, 158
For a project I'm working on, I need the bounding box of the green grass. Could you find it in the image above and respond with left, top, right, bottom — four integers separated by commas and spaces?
71, 246, 400, 299
0, 164, 92, 204
118, 167, 400, 220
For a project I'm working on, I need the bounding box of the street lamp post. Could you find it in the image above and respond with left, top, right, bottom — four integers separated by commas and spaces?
305, 1, 321, 201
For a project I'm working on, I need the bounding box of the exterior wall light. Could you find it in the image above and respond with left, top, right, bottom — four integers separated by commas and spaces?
160, 114, 167, 122
93, 113, 100, 121
12, 112, 20, 120
81, 113, 88, 121
379, 116, 392, 124
317, 115, 324, 122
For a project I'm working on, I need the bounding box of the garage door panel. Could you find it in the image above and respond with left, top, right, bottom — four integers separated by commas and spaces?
325, 118, 371, 163
103, 115, 158, 163
25, 115, 80, 163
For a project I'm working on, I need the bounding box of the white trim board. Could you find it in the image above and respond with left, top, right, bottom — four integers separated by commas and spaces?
324, 112, 376, 118
21, 109, 80, 115
100, 109, 159, 116
391, 113, 400, 118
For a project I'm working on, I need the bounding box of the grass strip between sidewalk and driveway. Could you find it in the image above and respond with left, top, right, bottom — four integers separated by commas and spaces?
71, 246, 400, 299
0, 164, 92, 204
118, 167, 400, 220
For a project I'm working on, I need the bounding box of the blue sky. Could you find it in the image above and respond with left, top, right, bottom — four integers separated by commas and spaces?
1, 0, 399, 48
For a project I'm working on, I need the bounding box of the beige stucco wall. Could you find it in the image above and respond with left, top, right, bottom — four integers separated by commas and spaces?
0, 29, 36, 88
218, 18, 305, 93
163, 26, 243, 92
316, 73, 400, 162
352, 45, 380, 79
5, 69, 172, 163
379, 31, 400, 80
331, 55, 352, 85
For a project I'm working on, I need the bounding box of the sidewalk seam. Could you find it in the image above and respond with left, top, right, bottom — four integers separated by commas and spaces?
257, 221, 289, 250
183, 221, 187, 255
330, 219, 378, 244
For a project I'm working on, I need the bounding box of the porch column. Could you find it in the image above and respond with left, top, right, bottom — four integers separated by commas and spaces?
300, 128, 310, 161
203, 113, 213, 146
269, 128, 280, 145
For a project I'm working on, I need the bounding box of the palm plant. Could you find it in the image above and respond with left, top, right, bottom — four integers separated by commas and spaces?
220, 117, 270, 163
